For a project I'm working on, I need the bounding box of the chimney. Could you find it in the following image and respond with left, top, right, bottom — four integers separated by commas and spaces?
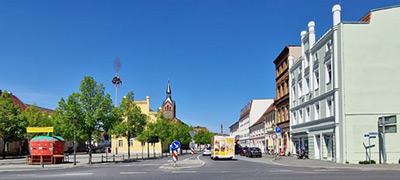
300, 31, 307, 57
221, 124, 223, 135
332, 4, 341, 26
308, 21, 316, 46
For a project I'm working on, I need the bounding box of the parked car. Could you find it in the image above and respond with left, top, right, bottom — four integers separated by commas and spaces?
246, 147, 262, 158
240, 146, 249, 156
202, 147, 211, 156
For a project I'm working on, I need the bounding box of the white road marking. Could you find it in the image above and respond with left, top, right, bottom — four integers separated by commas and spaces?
171, 171, 197, 173
120, 172, 147, 174
314, 169, 338, 172
64, 173, 93, 176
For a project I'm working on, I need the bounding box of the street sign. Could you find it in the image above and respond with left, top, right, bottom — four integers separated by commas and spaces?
364, 134, 369, 137
370, 136, 376, 139
275, 127, 282, 133
189, 131, 196, 138
189, 142, 195, 149
172, 141, 181, 150
272, 133, 277, 140
369, 132, 378, 136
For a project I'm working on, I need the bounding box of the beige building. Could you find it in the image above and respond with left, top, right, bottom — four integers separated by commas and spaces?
264, 103, 276, 153
111, 96, 162, 155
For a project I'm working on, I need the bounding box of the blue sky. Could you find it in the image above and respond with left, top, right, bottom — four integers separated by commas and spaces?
1, 0, 399, 133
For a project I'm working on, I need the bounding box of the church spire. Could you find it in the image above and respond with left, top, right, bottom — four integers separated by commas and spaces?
166, 78, 171, 98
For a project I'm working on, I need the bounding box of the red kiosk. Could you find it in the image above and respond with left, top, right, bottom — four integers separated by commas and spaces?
25, 127, 68, 165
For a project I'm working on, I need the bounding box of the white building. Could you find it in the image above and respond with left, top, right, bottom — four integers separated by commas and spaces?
290, 4, 400, 163
238, 99, 273, 147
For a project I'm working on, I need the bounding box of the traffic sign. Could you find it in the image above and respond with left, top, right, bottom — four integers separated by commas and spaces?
370, 136, 376, 139
275, 127, 282, 133
172, 141, 181, 150
189, 131, 196, 138
189, 142, 195, 149
272, 133, 278, 140
369, 132, 378, 136
364, 134, 369, 137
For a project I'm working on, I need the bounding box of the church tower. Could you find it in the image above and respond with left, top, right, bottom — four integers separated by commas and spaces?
162, 79, 176, 119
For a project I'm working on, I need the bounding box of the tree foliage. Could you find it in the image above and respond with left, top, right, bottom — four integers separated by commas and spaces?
0, 91, 28, 159
114, 91, 147, 159
23, 105, 54, 137
193, 129, 214, 146
55, 76, 119, 164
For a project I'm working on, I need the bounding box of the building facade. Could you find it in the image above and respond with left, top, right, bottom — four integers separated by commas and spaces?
249, 116, 266, 153
290, 5, 400, 163
238, 99, 274, 147
274, 46, 301, 155
229, 121, 240, 141
112, 80, 177, 154
264, 103, 276, 154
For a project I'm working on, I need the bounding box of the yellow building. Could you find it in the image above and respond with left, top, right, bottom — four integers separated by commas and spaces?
111, 95, 163, 155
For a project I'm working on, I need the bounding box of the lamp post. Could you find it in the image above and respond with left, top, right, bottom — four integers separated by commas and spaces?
73, 117, 77, 165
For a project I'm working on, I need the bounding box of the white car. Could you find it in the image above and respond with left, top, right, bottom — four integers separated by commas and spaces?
202, 147, 211, 156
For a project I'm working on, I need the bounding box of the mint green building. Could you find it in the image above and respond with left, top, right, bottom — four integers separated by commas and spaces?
289, 5, 400, 164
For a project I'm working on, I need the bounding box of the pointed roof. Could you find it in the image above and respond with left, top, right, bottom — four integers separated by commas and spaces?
163, 79, 175, 105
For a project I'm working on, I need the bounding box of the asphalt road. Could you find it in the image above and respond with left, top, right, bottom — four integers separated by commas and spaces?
1, 154, 400, 180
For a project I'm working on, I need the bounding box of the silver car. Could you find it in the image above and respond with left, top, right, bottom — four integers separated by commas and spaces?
202, 147, 211, 156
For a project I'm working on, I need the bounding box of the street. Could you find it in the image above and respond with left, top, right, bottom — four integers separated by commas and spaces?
1, 154, 400, 180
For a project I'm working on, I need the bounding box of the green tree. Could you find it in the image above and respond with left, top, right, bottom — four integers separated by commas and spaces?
114, 91, 147, 159
194, 129, 214, 150
172, 122, 193, 146
56, 76, 119, 164
0, 91, 28, 159
23, 105, 54, 137
137, 122, 157, 158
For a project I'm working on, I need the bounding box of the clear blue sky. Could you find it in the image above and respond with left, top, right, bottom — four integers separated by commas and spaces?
1, 0, 399, 133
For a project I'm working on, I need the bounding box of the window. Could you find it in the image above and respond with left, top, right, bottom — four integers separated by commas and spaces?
305, 54, 309, 67
277, 110, 281, 123
299, 109, 303, 124
292, 86, 296, 102
305, 77, 310, 94
306, 106, 310, 122
298, 82, 302, 98
129, 140, 133, 146
325, 61, 332, 84
326, 41, 331, 52
314, 69, 319, 90
326, 99, 332, 117
277, 87, 280, 98
119, 140, 123, 147
314, 53, 319, 62
293, 111, 297, 125
315, 103, 320, 120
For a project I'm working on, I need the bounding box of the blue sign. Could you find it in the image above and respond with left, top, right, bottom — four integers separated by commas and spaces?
369, 132, 378, 136
370, 136, 376, 139
364, 134, 369, 137
172, 141, 181, 150
275, 127, 282, 133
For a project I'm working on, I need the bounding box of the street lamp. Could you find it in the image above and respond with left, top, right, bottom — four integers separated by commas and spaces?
73, 117, 77, 165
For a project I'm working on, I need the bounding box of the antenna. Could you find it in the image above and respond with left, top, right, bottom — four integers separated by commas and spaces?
111, 57, 122, 107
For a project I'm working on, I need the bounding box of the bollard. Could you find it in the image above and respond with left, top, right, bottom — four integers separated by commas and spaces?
123, 154, 124, 161
113, 155, 115, 162
101, 155, 103, 163
41, 156, 44, 168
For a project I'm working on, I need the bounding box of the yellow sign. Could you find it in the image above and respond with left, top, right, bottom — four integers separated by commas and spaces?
27, 127, 54, 133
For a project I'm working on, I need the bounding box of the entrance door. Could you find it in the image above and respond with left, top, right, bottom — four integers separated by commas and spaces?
315, 135, 321, 159
324, 135, 333, 160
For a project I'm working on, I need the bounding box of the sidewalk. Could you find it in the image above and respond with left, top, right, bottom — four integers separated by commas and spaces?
265, 154, 400, 171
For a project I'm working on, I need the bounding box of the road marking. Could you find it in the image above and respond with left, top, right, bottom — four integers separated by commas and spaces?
17, 174, 37, 177
64, 173, 93, 176
268, 169, 293, 173
314, 169, 338, 172
120, 172, 147, 174
171, 171, 197, 173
